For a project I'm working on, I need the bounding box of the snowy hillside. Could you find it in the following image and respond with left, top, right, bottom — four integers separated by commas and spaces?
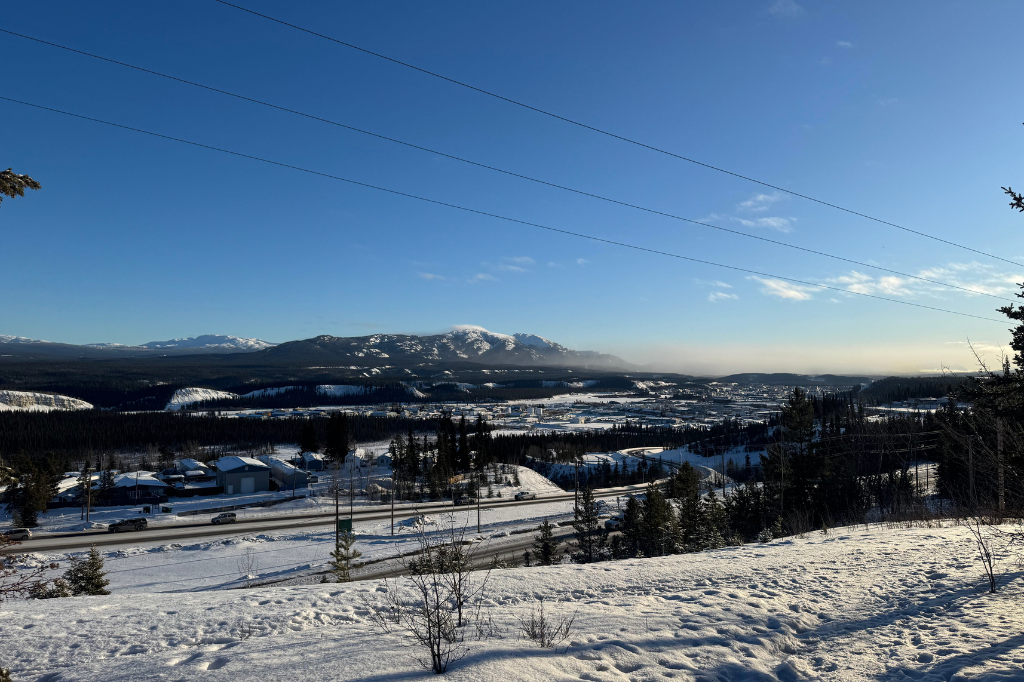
165, 387, 239, 410
0, 390, 93, 412
3, 523, 1021, 680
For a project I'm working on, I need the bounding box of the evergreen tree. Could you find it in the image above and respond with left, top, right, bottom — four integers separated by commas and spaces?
457, 416, 470, 471
64, 545, 110, 596
323, 412, 349, 462
329, 530, 361, 582
299, 420, 320, 454
0, 167, 41, 206
532, 518, 560, 565
96, 467, 116, 506
571, 486, 603, 563
619, 494, 644, 557
639, 482, 674, 556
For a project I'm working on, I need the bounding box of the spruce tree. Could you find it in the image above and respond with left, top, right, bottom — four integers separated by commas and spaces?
532, 518, 560, 565
323, 412, 350, 463
299, 420, 320, 454
330, 530, 361, 582
64, 545, 110, 596
571, 486, 603, 563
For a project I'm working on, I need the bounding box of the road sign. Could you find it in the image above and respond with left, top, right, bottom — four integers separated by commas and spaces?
337, 519, 352, 533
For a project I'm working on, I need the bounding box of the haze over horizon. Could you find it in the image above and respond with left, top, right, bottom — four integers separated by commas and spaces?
3, 1, 1022, 376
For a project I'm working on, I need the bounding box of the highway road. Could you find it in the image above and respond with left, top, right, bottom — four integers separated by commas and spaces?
5, 483, 650, 554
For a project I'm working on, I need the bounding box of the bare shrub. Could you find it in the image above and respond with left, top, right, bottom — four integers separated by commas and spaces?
966, 516, 1002, 593
237, 547, 259, 588
518, 598, 577, 648
363, 520, 489, 674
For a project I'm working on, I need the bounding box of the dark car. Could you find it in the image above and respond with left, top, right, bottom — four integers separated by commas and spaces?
108, 518, 148, 533
454, 496, 476, 506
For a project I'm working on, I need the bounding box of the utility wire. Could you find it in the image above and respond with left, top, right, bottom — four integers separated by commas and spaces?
1, 28, 1013, 304
209, 0, 1022, 268
0, 95, 1004, 324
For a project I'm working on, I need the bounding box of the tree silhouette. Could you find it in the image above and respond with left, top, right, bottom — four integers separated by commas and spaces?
0, 168, 41, 205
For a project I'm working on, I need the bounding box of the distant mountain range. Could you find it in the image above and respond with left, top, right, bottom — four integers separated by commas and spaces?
0, 334, 275, 359
261, 327, 629, 370
0, 328, 629, 370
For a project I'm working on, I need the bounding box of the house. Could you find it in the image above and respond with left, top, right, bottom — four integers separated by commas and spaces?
300, 452, 325, 471
108, 472, 170, 504
214, 456, 271, 495
177, 459, 213, 477
258, 456, 309, 490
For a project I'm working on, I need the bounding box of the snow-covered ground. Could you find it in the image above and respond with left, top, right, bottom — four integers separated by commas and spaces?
4, 522, 1023, 681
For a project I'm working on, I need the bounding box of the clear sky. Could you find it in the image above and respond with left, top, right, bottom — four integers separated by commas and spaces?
3, 1, 1023, 375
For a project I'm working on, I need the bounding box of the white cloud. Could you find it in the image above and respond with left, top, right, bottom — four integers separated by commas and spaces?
469, 273, 497, 283
768, 0, 805, 17
737, 192, 785, 213
750, 276, 817, 301
418, 272, 445, 281
827, 262, 1024, 300
576, 258, 589, 266
735, 216, 795, 233
696, 279, 733, 289
505, 256, 535, 265
708, 292, 739, 303
497, 264, 528, 273
836, 40, 853, 48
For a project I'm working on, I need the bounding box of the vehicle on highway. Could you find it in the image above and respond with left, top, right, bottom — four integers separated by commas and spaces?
514, 491, 537, 501
454, 496, 476, 506
4, 528, 32, 541
605, 513, 625, 531
107, 518, 148, 533
211, 512, 236, 525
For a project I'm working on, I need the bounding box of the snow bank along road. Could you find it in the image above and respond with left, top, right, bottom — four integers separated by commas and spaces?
5, 484, 649, 554
5, 523, 1023, 681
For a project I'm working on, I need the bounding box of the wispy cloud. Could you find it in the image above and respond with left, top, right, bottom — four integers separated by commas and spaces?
497, 263, 528, 273
836, 40, 853, 48
505, 256, 535, 266
735, 216, 795, 233
576, 258, 590, 266
750, 276, 817, 301
696, 279, 733, 289
737, 192, 785, 213
827, 262, 1024, 300
708, 292, 739, 303
418, 272, 445, 281
469, 273, 497, 283
768, 0, 805, 17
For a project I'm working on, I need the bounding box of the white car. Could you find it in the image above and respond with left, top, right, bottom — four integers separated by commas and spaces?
515, 491, 537, 501
5, 528, 32, 541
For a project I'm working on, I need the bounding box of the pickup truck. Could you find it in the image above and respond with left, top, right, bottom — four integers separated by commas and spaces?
514, 491, 537, 501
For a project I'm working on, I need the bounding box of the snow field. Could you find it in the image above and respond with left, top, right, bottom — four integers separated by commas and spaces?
4, 523, 1023, 680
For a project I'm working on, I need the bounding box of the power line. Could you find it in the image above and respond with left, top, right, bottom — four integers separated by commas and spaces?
2, 28, 1013, 305
0, 95, 1003, 325
210, 0, 1021, 268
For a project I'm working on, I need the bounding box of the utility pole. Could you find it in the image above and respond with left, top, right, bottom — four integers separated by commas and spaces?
334, 463, 340, 549
998, 418, 1005, 513
390, 462, 396, 536
85, 465, 92, 523
476, 481, 481, 534
349, 456, 354, 521
968, 435, 976, 509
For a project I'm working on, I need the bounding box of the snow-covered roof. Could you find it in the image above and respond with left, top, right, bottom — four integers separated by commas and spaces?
179, 458, 210, 471
215, 456, 269, 472
113, 472, 168, 488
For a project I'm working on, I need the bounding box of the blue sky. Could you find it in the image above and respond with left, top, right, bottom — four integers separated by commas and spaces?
2, 0, 1023, 374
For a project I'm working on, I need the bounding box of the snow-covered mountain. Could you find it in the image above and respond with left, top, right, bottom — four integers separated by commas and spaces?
135, 335, 275, 351
261, 326, 627, 369
0, 333, 275, 358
